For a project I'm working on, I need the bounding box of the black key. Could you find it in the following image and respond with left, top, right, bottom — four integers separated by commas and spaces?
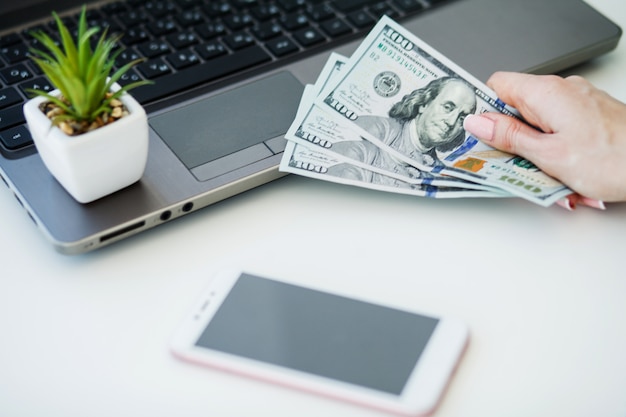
88, 19, 123, 35
0, 88, 22, 110
127, 0, 148, 7
165, 49, 200, 69
194, 41, 227, 60
19, 77, 53, 97
346, 10, 376, 28
28, 33, 60, 50
117, 69, 143, 86
0, 43, 30, 64
319, 18, 352, 38
0, 64, 33, 85
118, 11, 150, 27
293, 27, 325, 47
251, 4, 281, 21
222, 13, 255, 31
202, 2, 231, 18
146, 19, 178, 37
0, 125, 32, 150
116, 48, 143, 67
392, 0, 426, 12
121, 27, 150, 45
231, 0, 260, 8
265, 36, 299, 57
307, 4, 335, 22
369, 2, 398, 18
137, 40, 172, 58
252, 22, 282, 40
137, 59, 172, 78
166, 31, 199, 49
194, 22, 227, 40
0, 105, 26, 131
334, 0, 375, 12
28, 61, 44, 76
280, 12, 309, 30
131, 45, 271, 103
0, 33, 22, 47
176, 10, 205, 27
144, 0, 177, 18
223, 32, 255, 50
176, 0, 202, 9
276, 0, 307, 12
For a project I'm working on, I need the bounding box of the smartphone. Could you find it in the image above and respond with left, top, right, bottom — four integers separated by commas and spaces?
170, 269, 469, 416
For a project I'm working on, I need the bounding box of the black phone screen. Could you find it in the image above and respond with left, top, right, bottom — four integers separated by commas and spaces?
194, 273, 439, 395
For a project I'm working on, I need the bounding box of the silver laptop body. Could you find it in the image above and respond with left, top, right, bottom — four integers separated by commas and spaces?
0, 0, 621, 254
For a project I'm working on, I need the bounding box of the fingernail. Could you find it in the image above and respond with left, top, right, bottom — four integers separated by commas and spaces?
556, 197, 575, 211
580, 197, 606, 210
464, 114, 495, 141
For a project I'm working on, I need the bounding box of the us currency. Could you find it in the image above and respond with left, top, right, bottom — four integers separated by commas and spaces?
281, 139, 507, 199
281, 84, 507, 199
285, 54, 506, 193
312, 16, 571, 207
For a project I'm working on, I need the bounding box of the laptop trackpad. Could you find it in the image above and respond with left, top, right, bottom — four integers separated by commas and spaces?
149, 72, 304, 181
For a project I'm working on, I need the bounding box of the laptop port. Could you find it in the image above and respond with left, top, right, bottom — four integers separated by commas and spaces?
13, 192, 23, 207
100, 221, 145, 243
182, 202, 194, 212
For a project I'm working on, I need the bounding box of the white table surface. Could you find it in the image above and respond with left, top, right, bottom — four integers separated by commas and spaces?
1, 1, 626, 416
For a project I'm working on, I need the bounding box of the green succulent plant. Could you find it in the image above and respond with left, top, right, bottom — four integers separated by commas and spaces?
28, 5, 150, 127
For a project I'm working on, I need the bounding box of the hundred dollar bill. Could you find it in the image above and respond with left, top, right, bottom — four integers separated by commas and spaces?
314, 16, 571, 207
286, 53, 504, 192
289, 99, 506, 190
281, 139, 506, 199
309, 52, 347, 98
281, 86, 508, 199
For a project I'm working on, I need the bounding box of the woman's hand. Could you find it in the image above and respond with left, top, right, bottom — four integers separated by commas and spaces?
464, 71, 626, 202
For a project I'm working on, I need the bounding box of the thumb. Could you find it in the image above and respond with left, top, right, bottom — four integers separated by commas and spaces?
463, 113, 544, 158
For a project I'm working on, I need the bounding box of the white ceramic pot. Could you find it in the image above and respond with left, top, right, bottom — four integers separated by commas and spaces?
23, 85, 148, 204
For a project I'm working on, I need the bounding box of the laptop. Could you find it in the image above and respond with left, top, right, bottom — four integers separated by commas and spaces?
0, 0, 621, 254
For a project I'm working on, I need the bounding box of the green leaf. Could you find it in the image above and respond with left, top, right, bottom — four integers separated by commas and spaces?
52, 11, 79, 75
26, 90, 71, 114
27, 6, 149, 125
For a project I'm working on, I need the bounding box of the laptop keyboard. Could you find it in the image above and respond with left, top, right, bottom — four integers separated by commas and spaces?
0, 0, 457, 155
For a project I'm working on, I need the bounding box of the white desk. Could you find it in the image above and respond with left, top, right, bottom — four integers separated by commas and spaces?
1, 1, 626, 416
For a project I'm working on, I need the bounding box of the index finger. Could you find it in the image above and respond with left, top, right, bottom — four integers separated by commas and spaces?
486, 71, 565, 133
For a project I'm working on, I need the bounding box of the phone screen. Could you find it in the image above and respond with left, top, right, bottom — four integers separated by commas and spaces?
194, 273, 439, 395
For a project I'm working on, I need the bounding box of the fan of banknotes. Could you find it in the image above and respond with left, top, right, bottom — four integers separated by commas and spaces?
279, 16, 572, 207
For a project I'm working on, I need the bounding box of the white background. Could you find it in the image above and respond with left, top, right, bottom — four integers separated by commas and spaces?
1, 1, 626, 416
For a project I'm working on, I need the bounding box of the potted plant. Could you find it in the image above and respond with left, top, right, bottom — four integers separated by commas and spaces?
23, 6, 151, 203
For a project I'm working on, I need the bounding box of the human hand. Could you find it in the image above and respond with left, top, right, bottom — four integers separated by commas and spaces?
463, 71, 626, 202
